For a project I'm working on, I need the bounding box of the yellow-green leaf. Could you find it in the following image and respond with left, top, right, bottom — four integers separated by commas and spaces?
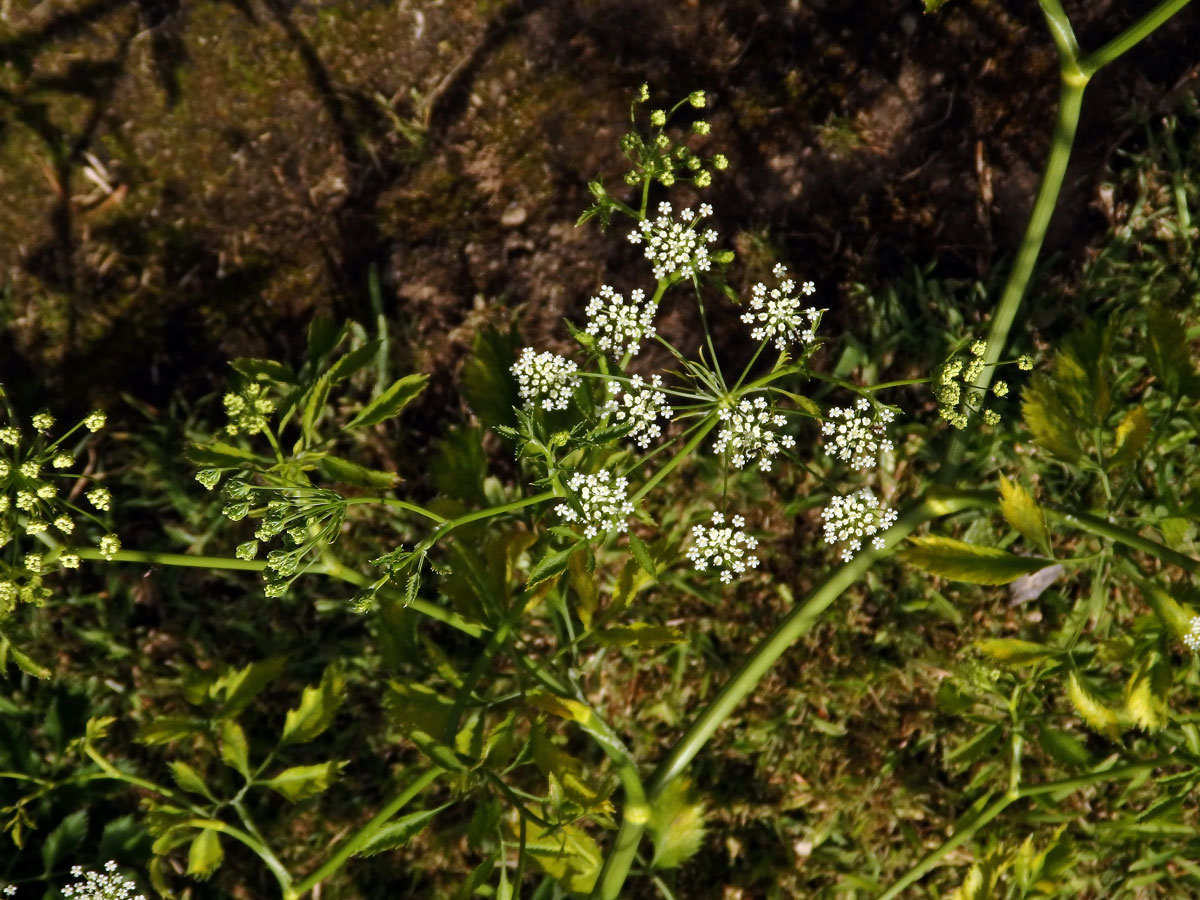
1067, 671, 1120, 741
346, 373, 428, 428
6, 642, 51, 679
522, 819, 602, 893
595, 623, 686, 648
168, 761, 215, 800
217, 657, 286, 716
1124, 656, 1169, 732
136, 716, 205, 746
280, 664, 345, 746
998, 476, 1050, 551
530, 726, 609, 811
527, 691, 594, 727
900, 536, 1054, 585
261, 761, 343, 802
976, 638, 1058, 667
186, 829, 224, 879
218, 719, 250, 778
353, 806, 447, 857
1147, 307, 1194, 399
1022, 376, 1082, 462
1129, 574, 1194, 642
567, 546, 598, 630
1109, 405, 1151, 468
648, 779, 706, 869
318, 455, 401, 489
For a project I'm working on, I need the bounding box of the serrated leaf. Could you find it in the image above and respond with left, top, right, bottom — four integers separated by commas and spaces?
230, 357, 296, 384
280, 664, 345, 746
1022, 375, 1082, 462
218, 719, 250, 778
998, 477, 1049, 552
976, 638, 1058, 667
430, 426, 487, 504
901, 536, 1054, 585
527, 691, 594, 726
648, 779, 706, 869
347, 373, 428, 428
168, 761, 216, 800
136, 716, 205, 746
1109, 405, 1151, 468
318, 455, 401, 489
327, 340, 383, 383
98, 814, 150, 860
1147, 307, 1193, 399
526, 544, 575, 589
302, 372, 332, 442
41, 810, 88, 870
568, 546, 598, 630
217, 657, 286, 717
453, 857, 497, 900
1067, 671, 1120, 741
186, 441, 268, 467
1124, 655, 1169, 732
595, 623, 686, 648
1159, 516, 1190, 549
945, 724, 1002, 767
1129, 575, 1193, 641
628, 532, 657, 579
353, 806, 447, 857
261, 761, 343, 802
462, 326, 520, 428
307, 317, 347, 364
530, 726, 610, 811
186, 828, 224, 879
7, 643, 50, 679
522, 819, 603, 893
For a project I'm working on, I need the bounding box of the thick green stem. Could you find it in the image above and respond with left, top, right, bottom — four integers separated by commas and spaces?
287, 767, 442, 900
1079, 0, 1195, 76
415, 490, 556, 553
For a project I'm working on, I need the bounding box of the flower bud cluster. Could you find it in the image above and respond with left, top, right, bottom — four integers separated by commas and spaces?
822, 398, 895, 470
713, 397, 795, 471
223, 383, 275, 436
0, 407, 114, 613
741, 264, 822, 351
604, 375, 673, 449
556, 469, 635, 539
585, 285, 657, 358
686, 511, 759, 583
933, 339, 1026, 430
616, 87, 729, 190
627, 202, 717, 281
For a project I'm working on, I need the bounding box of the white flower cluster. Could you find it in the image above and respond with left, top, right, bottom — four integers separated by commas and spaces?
1184, 616, 1200, 651
822, 398, 896, 470
820, 488, 898, 562
741, 264, 821, 351
556, 469, 635, 539
713, 397, 795, 471
627, 202, 718, 280
585, 285, 657, 358
62, 862, 145, 900
512, 348, 581, 412
604, 375, 673, 448
686, 511, 759, 583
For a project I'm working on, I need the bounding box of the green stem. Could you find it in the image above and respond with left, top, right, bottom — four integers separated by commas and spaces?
343, 496, 446, 523
1078, 0, 1195, 76
75, 547, 267, 570
415, 490, 556, 553
630, 415, 718, 503
287, 767, 442, 900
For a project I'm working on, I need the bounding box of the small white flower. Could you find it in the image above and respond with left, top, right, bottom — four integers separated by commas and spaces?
820, 488, 898, 562
60, 861, 146, 900
712, 396, 795, 471
512, 348, 581, 412
627, 202, 718, 281
686, 511, 760, 584
821, 398, 895, 470
741, 265, 822, 351
555, 469, 635, 539
1184, 616, 1200, 652
604, 375, 673, 448
585, 285, 657, 357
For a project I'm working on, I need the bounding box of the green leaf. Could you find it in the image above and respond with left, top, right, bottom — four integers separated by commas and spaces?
462, 326, 520, 428
530, 726, 610, 812
327, 340, 383, 383
42, 810, 88, 870
1067, 671, 1120, 741
1147, 307, 1194, 399
648, 779, 706, 869
1022, 375, 1082, 462
945, 724, 1002, 767
6, 643, 50, 679
168, 761, 216, 800
1124, 655, 1169, 733
430, 426, 487, 504
1129, 575, 1194, 642
301, 372, 332, 442
280, 664, 345, 746
526, 544, 575, 589
567, 546, 598, 630
136, 716, 206, 746
98, 814, 150, 860
976, 638, 1058, 667
1037, 726, 1093, 767
217, 657, 287, 717
523, 819, 603, 893
318, 455, 400, 489
628, 532, 657, 579
595, 623, 686, 648
230, 357, 295, 384
186, 441, 269, 467
307, 316, 346, 365
453, 857, 497, 900
346, 373, 428, 428
186, 828, 224, 879
261, 761, 343, 802
353, 806, 447, 857
998, 476, 1049, 552
527, 691, 594, 726
900, 536, 1055, 585
218, 719, 251, 778
1109, 405, 1151, 468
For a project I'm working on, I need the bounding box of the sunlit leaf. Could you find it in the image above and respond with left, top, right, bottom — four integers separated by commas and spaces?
595, 623, 686, 648
261, 761, 344, 802
1067, 671, 1120, 741
217, 657, 287, 717
168, 761, 216, 801
1022, 375, 1082, 462
649, 779, 706, 869
353, 806, 447, 857
1109, 405, 1151, 468
1124, 655, 1169, 732
901, 536, 1054, 585
522, 818, 603, 893
136, 716, 206, 746
280, 664, 345, 746
998, 476, 1050, 551
218, 719, 251, 778
976, 638, 1058, 667
1129, 574, 1194, 641
347, 373, 428, 428
186, 828, 224, 879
